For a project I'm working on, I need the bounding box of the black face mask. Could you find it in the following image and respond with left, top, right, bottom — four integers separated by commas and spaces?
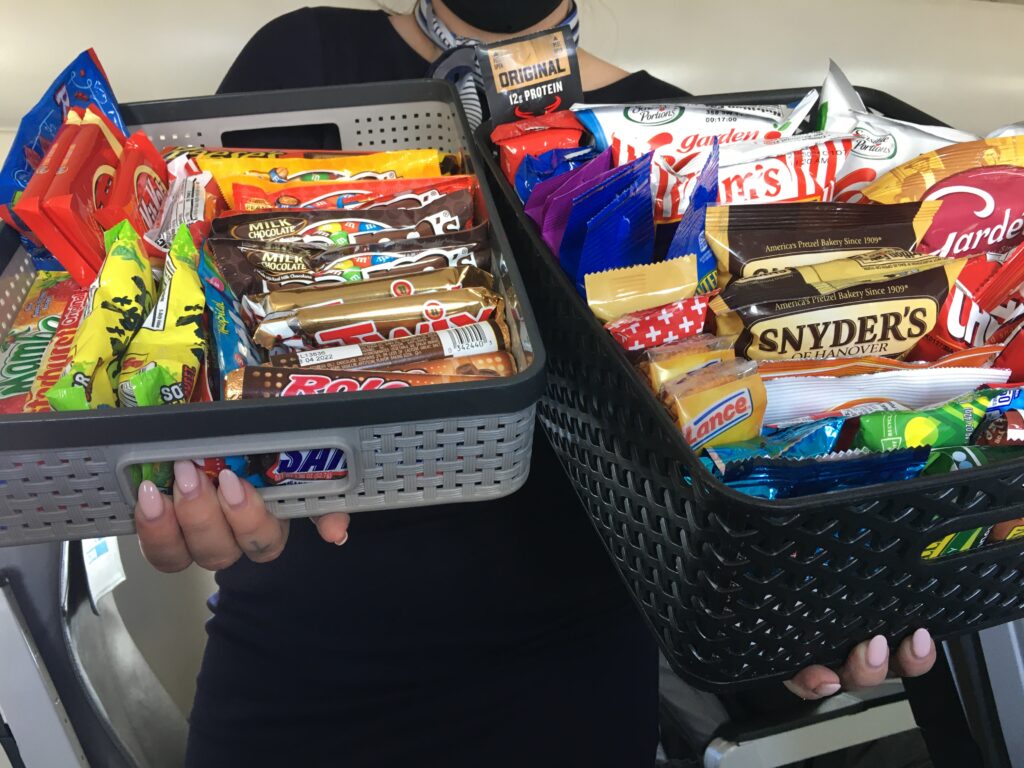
439, 0, 565, 34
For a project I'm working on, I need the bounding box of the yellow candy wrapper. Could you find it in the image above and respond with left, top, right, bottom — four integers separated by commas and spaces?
47, 220, 156, 410
661, 359, 766, 450
194, 149, 447, 207
639, 334, 736, 392
118, 224, 207, 407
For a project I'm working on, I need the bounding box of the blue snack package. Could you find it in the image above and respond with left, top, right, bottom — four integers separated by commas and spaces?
704, 417, 845, 473
558, 153, 652, 282
197, 249, 266, 487
0, 50, 126, 264
986, 388, 1024, 415
515, 146, 599, 203
574, 176, 655, 294
525, 147, 613, 227
665, 141, 719, 294
721, 447, 930, 500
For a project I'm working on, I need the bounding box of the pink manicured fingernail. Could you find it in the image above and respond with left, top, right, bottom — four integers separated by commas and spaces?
138, 481, 164, 521
912, 628, 932, 660
814, 683, 841, 697
174, 461, 201, 499
219, 470, 246, 507
867, 635, 889, 668
335, 531, 349, 546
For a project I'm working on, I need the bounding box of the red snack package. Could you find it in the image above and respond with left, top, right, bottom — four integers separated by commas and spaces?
95, 131, 169, 256
605, 294, 710, 353
36, 114, 124, 282
909, 243, 1024, 362
12, 110, 84, 273
864, 136, 1024, 259
231, 175, 476, 212
616, 133, 853, 222
490, 111, 583, 185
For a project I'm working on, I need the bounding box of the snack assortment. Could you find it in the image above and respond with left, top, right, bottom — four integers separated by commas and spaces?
0, 51, 517, 493
491, 59, 1024, 559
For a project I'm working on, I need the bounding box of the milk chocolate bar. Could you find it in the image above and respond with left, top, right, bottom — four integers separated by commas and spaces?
365, 351, 516, 378
224, 366, 479, 399
254, 287, 504, 350
244, 265, 493, 321
267, 319, 510, 370
211, 191, 472, 247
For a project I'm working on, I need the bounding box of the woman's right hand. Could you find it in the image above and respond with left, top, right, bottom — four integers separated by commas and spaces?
134, 460, 351, 573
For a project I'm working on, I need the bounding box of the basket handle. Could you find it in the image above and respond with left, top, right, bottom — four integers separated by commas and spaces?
112, 428, 362, 518
911, 501, 1024, 564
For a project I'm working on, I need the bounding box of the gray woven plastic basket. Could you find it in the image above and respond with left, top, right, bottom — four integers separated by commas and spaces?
0, 80, 545, 546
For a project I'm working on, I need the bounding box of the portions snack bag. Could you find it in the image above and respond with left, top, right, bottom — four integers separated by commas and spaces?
863, 135, 1024, 259
47, 221, 157, 410
616, 132, 853, 222
660, 359, 766, 450
0, 272, 77, 413
705, 200, 941, 278
711, 252, 966, 361
253, 287, 504, 350
194, 148, 446, 207
230, 176, 475, 212
117, 226, 207, 407
817, 60, 978, 202
243, 265, 492, 323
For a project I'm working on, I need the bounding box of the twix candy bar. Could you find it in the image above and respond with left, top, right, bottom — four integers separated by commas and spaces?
224, 366, 480, 399
253, 287, 504, 350
243, 265, 493, 322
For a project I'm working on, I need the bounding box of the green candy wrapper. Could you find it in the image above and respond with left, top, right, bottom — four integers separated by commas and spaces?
47, 220, 156, 410
854, 391, 997, 452
923, 445, 1024, 475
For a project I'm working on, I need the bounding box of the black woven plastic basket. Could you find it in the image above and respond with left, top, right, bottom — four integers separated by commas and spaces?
477, 87, 1024, 692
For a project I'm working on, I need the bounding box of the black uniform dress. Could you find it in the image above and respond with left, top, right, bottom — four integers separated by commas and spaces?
186, 8, 689, 768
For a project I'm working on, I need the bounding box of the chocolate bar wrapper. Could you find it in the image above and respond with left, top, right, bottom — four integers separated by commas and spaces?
363, 350, 516, 378
224, 366, 480, 399
243, 265, 493, 322
253, 287, 504, 350
268, 319, 509, 371
211, 191, 472, 247
207, 237, 490, 298
230, 176, 476, 212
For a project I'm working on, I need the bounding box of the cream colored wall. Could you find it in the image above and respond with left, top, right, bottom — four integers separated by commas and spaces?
1, 0, 1021, 727
2, 0, 1023, 150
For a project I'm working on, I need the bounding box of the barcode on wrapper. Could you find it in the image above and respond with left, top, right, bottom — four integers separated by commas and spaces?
296, 345, 364, 367
437, 323, 499, 357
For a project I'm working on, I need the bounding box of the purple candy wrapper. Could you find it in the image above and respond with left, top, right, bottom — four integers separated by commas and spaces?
525, 147, 612, 227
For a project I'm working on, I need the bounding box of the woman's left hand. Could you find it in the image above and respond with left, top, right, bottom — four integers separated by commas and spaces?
784, 629, 936, 700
